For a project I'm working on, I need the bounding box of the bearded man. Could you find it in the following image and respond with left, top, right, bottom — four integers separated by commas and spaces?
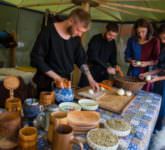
31, 8, 99, 96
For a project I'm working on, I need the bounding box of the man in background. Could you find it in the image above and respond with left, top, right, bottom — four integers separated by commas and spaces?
79, 22, 119, 87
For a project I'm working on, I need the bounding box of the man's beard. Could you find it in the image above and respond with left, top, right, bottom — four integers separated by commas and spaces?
66, 26, 74, 37
104, 33, 112, 42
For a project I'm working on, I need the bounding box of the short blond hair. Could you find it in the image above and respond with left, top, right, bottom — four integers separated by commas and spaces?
68, 8, 91, 28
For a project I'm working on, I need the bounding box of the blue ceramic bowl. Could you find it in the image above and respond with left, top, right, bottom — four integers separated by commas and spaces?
24, 98, 40, 118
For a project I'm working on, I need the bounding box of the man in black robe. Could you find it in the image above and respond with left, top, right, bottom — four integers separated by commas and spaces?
31, 8, 99, 96
79, 22, 119, 87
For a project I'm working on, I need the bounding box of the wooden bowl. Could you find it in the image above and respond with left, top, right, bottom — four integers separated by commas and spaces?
67, 111, 100, 127
0, 138, 18, 150
0, 112, 21, 138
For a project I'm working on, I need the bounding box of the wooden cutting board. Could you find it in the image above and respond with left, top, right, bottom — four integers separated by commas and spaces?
97, 88, 136, 114
76, 87, 105, 100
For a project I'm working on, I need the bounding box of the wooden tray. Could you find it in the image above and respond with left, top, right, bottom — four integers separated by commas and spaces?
97, 88, 136, 114
72, 124, 100, 135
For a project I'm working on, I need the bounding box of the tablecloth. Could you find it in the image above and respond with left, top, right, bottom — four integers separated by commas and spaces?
37, 90, 161, 150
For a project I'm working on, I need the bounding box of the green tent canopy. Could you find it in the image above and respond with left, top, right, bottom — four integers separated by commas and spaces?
1, 0, 165, 21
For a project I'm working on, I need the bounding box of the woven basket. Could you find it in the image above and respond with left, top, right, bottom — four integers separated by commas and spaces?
114, 76, 145, 92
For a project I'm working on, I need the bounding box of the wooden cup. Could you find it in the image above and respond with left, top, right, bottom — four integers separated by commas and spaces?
39, 91, 55, 106
5, 97, 22, 114
48, 111, 67, 143
52, 124, 83, 150
19, 127, 37, 150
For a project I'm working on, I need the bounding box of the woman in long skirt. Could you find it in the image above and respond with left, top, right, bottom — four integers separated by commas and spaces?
140, 24, 165, 130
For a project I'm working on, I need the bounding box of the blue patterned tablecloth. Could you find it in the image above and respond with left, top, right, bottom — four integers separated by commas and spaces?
37, 90, 161, 150
100, 90, 161, 150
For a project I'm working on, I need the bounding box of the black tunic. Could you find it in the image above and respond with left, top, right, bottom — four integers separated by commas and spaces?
87, 33, 117, 69
31, 24, 86, 92
79, 34, 117, 87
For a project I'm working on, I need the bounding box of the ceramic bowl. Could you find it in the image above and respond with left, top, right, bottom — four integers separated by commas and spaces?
24, 98, 40, 118
59, 102, 81, 112
78, 99, 98, 111
104, 119, 131, 137
87, 128, 119, 150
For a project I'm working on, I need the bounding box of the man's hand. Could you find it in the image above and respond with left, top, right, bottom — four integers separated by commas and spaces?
88, 78, 100, 92
107, 67, 116, 75
80, 64, 100, 91
46, 70, 63, 82
54, 75, 64, 83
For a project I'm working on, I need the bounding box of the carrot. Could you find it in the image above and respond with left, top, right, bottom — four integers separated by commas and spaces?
99, 83, 112, 91
115, 66, 124, 77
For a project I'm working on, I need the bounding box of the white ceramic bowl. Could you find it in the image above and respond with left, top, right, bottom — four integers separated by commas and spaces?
59, 102, 81, 112
87, 128, 119, 150
78, 99, 98, 111
104, 119, 131, 137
